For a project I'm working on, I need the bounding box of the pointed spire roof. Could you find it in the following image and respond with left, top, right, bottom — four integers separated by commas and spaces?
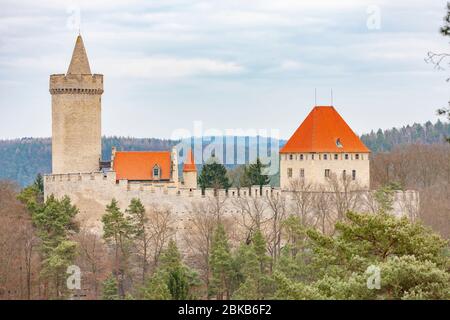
280, 106, 370, 153
67, 35, 91, 75
183, 149, 197, 172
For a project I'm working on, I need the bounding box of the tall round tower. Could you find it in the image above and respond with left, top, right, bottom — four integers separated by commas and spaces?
49, 35, 103, 174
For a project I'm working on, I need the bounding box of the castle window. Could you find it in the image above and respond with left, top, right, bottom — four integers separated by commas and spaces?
355, 154, 360, 160
153, 165, 160, 179
311, 154, 315, 160
334, 154, 338, 160
325, 169, 330, 178
289, 154, 293, 160
300, 168, 305, 178
345, 154, 349, 160
343, 170, 347, 180
287, 168, 293, 178
352, 170, 356, 180
324, 154, 328, 160
300, 154, 304, 160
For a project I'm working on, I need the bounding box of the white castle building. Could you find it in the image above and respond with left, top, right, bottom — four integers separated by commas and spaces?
44, 36, 419, 232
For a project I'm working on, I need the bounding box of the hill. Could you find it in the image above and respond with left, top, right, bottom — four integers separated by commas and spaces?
1, 120, 449, 187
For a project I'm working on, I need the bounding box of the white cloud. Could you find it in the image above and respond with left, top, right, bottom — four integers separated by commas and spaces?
98, 56, 244, 79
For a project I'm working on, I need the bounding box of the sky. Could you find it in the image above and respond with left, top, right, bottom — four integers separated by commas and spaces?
0, 0, 449, 140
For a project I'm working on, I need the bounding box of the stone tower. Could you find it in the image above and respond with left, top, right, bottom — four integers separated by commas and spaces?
182, 149, 198, 189
49, 35, 103, 174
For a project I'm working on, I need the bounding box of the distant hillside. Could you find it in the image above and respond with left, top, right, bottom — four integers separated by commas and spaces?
360, 120, 450, 152
1, 120, 449, 187
0, 136, 284, 187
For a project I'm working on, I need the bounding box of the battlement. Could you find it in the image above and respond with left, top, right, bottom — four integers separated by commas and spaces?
43, 172, 280, 199
49, 73, 103, 94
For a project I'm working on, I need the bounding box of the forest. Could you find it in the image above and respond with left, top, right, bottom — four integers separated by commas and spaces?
0, 140, 449, 300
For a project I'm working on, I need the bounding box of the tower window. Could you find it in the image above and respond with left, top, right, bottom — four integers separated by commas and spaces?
345, 154, 349, 160
352, 170, 356, 180
300, 154, 304, 160
287, 168, 293, 178
300, 168, 305, 178
324, 154, 328, 160
311, 154, 315, 160
289, 154, 293, 160
334, 154, 338, 160
325, 169, 330, 178
343, 170, 347, 180
355, 154, 360, 160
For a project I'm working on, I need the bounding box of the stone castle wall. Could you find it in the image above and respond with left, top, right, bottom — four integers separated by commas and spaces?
44, 172, 419, 235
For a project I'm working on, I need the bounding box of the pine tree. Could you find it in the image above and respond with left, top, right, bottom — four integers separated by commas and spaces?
140, 271, 171, 300
102, 275, 119, 300
198, 157, 231, 194
157, 239, 200, 300
17, 191, 79, 299
209, 223, 234, 299
243, 157, 270, 195
101, 198, 134, 298
126, 198, 149, 284
233, 230, 274, 299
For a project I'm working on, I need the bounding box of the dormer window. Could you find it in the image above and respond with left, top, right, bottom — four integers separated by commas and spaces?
153, 165, 160, 179
336, 138, 343, 148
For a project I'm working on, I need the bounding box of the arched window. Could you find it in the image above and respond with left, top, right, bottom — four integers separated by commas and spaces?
153, 165, 160, 179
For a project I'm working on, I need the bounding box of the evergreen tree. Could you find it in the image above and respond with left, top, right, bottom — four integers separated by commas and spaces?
243, 157, 270, 195
233, 230, 274, 300
126, 198, 149, 284
198, 157, 231, 194
102, 275, 119, 300
209, 223, 234, 299
18, 190, 79, 298
101, 199, 134, 298
274, 211, 450, 300
140, 271, 172, 300
147, 239, 201, 300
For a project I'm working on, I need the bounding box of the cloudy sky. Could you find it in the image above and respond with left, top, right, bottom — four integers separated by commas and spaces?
0, 0, 449, 140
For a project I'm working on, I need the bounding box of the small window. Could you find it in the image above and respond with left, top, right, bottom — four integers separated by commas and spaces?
355, 154, 360, 160
325, 169, 330, 178
352, 170, 356, 180
334, 154, 338, 160
300, 168, 305, 178
300, 154, 304, 160
153, 165, 160, 179
343, 170, 347, 180
287, 168, 293, 178
345, 154, 349, 160
311, 154, 315, 160
324, 154, 328, 160
289, 154, 293, 160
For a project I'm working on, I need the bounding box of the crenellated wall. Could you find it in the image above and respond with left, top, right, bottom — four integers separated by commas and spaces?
44, 172, 419, 235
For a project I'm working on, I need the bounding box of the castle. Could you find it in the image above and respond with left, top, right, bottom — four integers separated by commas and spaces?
44, 35, 418, 232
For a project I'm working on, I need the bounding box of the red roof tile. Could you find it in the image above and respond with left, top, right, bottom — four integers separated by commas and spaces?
113, 151, 172, 181
280, 106, 370, 153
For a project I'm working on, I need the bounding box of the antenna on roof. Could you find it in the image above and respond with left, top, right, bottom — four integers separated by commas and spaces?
314, 88, 317, 106
331, 88, 333, 106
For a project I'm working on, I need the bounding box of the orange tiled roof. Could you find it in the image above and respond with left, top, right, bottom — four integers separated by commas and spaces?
113, 151, 172, 181
183, 149, 197, 172
280, 106, 370, 153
